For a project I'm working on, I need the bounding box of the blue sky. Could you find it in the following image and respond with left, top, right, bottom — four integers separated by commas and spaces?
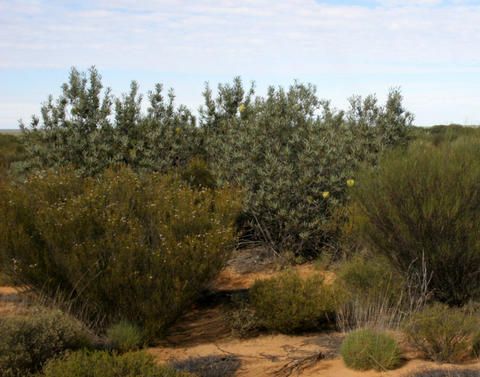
1, 0, 480, 128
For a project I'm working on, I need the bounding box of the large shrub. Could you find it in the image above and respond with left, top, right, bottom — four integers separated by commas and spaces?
19, 68, 200, 176
202, 80, 413, 257
39, 350, 192, 377
0, 167, 241, 338
352, 138, 480, 305
0, 309, 91, 377
249, 270, 336, 333
403, 304, 479, 363
0, 133, 24, 179
340, 328, 402, 371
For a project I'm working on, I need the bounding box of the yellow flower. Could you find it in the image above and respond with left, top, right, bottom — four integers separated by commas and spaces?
347, 179, 355, 187
175, 127, 182, 134
238, 103, 246, 113
322, 191, 330, 199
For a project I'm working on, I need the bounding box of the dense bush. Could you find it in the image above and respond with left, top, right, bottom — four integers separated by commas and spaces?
0, 133, 24, 179
403, 304, 479, 363
249, 270, 336, 333
334, 255, 406, 331
340, 328, 402, 371
352, 138, 480, 305
202, 81, 413, 256
19, 68, 413, 257
39, 350, 192, 377
0, 167, 241, 338
106, 321, 144, 353
19, 68, 200, 176
0, 310, 91, 377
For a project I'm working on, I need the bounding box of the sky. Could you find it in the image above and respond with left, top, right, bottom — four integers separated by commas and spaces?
1, 0, 480, 129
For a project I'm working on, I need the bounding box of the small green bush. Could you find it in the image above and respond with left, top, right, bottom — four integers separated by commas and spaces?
106, 321, 144, 353
352, 139, 480, 305
0, 310, 91, 377
403, 304, 479, 363
39, 350, 192, 377
224, 295, 260, 338
334, 255, 406, 331
249, 271, 335, 333
340, 328, 402, 371
0, 167, 241, 338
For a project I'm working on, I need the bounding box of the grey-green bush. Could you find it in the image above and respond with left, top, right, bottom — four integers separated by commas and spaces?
340, 328, 402, 371
403, 304, 479, 363
38, 350, 192, 377
0, 310, 91, 377
352, 138, 480, 305
250, 270, 336, 333
0, 167, 241, 338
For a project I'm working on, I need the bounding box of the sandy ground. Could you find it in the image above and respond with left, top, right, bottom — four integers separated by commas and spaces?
1, 255, 479, 377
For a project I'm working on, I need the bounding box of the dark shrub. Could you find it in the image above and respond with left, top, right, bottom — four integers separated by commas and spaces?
39, 350, 192, 377
171, 355, 241, 377
0, 167, 241, 338
352, 139, 480, 305
250, 270, 336, 333
340, 328, 402, 371
0, 310, 91, 377
403, 304, 479, 363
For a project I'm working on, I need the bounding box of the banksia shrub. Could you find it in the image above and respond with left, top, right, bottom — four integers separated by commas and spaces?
352, 138, 480, 305
0, 166, 241, 338
250, 271, 335, 333
0, 309, 91, 377
340, 328, 402, 371
403, 304, 479, 363
39, 350, 192, 377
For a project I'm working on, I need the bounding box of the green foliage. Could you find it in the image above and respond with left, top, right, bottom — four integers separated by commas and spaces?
202, 80, 413, 257
19, 68, 200, 176
179, 158, 216, 189
249, 270, 336, 333
38, 350, 192, 377
20, 68, 413, 257
403, 304, 479, 363
171, 355, 240, 377
106, 321, 144, 353
0, 134, 25, 179
340, 328, 402, 371
0, 166, 241, 338
352, 138, 480, 305
334, 255, 406, 331
224, 295, 260, 338
0, 310, 91, 377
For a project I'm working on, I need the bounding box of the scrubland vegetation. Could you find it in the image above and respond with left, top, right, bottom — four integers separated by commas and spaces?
0, 67, 479, 376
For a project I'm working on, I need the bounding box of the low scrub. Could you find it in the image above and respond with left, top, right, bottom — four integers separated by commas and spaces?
403, 304, 479, 363
0, 309, 91, 377
0, 167, 241, 338
38, 350, 192, 377
171, 355, 241, 377
407, 369, 480, 377
250, 270, 336, 333
106, 321, 144, 353
352, 139, 480, 305
340, 328, 402, 371
334, 254, 406, 331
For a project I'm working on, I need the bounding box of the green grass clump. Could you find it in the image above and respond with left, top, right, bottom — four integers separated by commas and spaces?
340, 328, 402, 371
250, 270, 335, 333
0, 310, 91, 377
352, 138, 480, 305
106, 321, 144, 353
38, 350, 192, 377
403, 304, 479, 363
